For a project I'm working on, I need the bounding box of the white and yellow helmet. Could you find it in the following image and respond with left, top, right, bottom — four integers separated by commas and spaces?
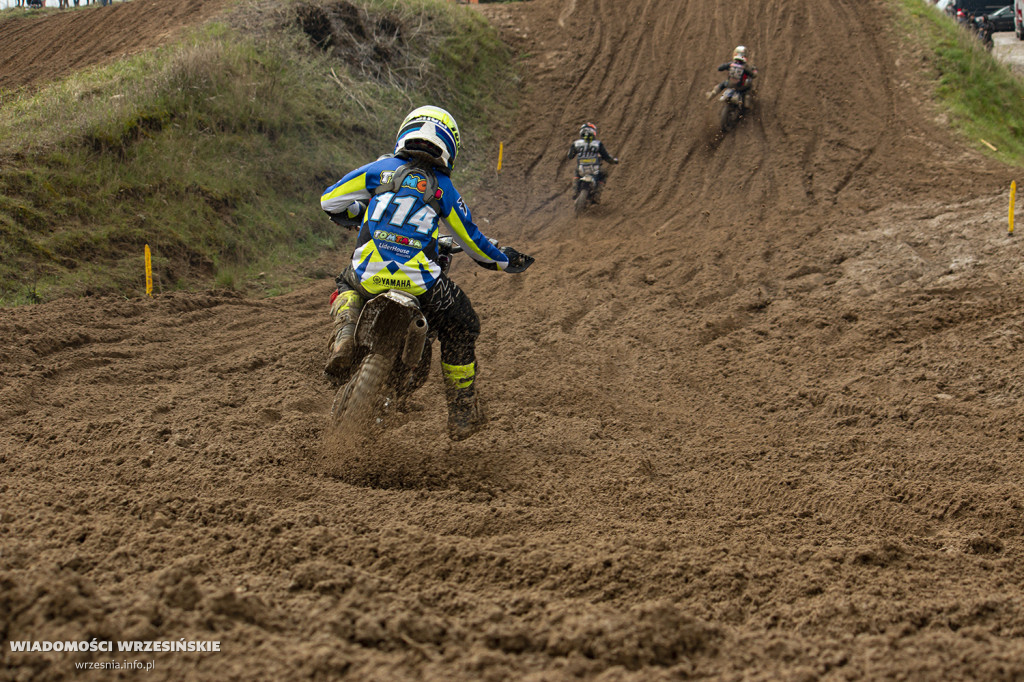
733, 45, 747, 63
394, 105, 461, 172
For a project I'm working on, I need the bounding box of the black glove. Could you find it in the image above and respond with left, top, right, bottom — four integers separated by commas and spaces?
612, 157, 620, 164
501, 247, 534, 274
326, 201, 365, 230
327, 212, 360, 230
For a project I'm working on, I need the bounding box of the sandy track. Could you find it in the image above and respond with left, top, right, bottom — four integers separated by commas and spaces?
3, 0, 1024, 679
0, 0, 228, 91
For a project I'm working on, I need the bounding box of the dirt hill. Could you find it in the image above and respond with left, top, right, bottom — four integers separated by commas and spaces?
3, 0, 1024, 679
0, 0, 229, 91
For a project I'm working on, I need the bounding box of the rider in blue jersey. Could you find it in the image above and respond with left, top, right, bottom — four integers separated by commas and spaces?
320, 105, 531, 440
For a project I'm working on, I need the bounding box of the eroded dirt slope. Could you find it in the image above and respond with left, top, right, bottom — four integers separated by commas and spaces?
0, 0, 229, 92
3, 0, 1024, 680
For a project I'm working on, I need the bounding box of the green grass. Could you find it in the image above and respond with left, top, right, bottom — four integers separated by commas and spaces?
892, 0, 1024, 165
0, 0, 517, 305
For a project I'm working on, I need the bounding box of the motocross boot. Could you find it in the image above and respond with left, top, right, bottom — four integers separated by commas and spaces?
325, 290, 364, 380
442, 361, 487, 441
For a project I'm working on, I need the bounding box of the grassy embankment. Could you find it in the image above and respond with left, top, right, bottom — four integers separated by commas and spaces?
895, 0, 1024, 165
0, 0, 516, 305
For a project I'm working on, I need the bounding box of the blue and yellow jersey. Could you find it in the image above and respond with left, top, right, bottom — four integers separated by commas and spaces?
321, 156, 509, 296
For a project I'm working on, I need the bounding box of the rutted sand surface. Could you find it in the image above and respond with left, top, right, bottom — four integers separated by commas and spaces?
0, 0, 229, 92
3, 0, 1024, 679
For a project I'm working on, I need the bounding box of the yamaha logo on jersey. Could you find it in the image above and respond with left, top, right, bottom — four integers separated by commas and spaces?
372, 275, 408, 287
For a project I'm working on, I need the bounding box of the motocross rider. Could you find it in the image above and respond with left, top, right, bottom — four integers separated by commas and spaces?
975, 13, 994, 49
706, 46, 758, 111
320, 105, 532, 441
566, 122, 619, 202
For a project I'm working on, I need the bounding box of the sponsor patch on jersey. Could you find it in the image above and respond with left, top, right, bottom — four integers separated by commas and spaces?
401, 173, 443, 200
402, 173, 426, 191
377, 241, 413, 257
378, 170, 443, 201
374, 230, 423, 249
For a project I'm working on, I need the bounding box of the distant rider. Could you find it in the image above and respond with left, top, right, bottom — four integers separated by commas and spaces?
566, 122, 619, 202
706, 45, 758, 111
320, 105, 532, 441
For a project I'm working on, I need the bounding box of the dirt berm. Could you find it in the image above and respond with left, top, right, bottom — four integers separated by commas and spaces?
3, 0, 1024, 679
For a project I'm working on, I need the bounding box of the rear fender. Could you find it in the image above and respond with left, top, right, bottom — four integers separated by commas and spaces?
720, 89, 742, 106
355, 290, 428, 364
577, 162, 599, 187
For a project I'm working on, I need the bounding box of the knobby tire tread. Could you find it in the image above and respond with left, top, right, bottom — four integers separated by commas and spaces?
720, 104, 738, 133
574, 187, 590, 215
332, 352, 392, 432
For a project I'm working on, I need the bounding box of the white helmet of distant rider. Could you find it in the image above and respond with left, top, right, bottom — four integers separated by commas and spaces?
394, 105, 461, 173
733, 45, 747, 63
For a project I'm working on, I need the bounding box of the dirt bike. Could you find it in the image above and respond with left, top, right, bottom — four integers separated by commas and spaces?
978, 29, 994, 52
717, 88, 752, 133
573, 161, 604, 215
329, 236, 533, 434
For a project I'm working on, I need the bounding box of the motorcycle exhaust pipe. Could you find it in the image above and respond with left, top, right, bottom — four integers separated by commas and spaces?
401, 314, 429, 367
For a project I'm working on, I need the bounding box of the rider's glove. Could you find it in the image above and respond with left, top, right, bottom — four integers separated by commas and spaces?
345, 201, 365, 220
612, 157, 620, 164
327, 201, 365, 229
500, 247, 535, 274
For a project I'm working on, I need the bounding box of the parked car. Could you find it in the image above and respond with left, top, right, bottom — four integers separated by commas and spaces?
988, 5, 1015, 31
949, 0, 1007, 15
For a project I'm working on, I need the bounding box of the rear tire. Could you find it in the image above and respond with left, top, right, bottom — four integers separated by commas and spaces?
720, 103, 739, 133
574, 187, 590, 215
331, 352, 392, 432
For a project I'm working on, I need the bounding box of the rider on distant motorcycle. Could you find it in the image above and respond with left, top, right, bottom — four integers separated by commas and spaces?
706, 46, 758, 111
320, 105, 531, 440
975, 14, 994, 50
566, 122, 619, 203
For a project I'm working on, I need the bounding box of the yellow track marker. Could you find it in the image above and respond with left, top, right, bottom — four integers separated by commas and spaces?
145, 244, 153, 296
1010, 181, 1017, 235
